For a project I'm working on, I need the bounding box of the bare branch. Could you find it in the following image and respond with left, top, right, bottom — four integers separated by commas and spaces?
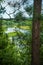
5, 11, 11, 18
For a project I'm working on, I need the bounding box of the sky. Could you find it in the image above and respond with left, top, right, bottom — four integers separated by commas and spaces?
0, 0, 43, 19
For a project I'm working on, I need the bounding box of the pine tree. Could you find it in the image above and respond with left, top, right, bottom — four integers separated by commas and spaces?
32, 0, 42, 65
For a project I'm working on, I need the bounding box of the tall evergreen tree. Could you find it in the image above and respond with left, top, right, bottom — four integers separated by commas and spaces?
32, 0, 42, 65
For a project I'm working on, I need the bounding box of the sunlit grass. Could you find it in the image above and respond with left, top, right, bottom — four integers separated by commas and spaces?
8, 32, 17, 37
20, 26, 30, 30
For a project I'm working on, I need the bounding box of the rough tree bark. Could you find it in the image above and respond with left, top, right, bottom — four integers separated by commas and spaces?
32, 0, 42, 65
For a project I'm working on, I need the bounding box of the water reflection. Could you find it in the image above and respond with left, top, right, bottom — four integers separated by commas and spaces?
5, 27, 29, 33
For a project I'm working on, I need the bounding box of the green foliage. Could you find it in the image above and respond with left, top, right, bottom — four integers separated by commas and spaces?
0, 19, 43, 65
0, 7, 6, 14
25, 5, 33, 15
0, 19, 32, 65
0, 0, 2, 1
41, 14, 43, 19
15, 12, 26, 21
0, 34, 9, 49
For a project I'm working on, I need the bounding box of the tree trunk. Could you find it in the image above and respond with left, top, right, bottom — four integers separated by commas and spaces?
32, 0, 42, 65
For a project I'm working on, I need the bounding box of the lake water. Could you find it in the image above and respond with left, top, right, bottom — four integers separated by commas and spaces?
5, 27, 30, 45
5, 27, 29, 34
